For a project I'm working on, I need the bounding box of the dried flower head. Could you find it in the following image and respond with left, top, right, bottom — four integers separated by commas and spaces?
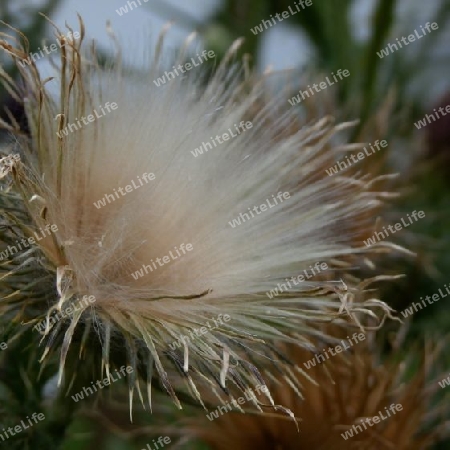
180, 327, 449, 450
0, 18, 397, 414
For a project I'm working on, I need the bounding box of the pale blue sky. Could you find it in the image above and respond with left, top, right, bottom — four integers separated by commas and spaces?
23, 0, 449, 106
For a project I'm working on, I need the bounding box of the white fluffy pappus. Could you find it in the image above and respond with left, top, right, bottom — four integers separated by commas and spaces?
0, 19, 398, 416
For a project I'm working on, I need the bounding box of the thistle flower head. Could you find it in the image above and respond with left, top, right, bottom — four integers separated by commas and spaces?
0, 18, 397, 413
180, 328, 449, 449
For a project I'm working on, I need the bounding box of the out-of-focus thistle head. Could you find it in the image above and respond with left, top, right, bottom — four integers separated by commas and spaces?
0, 18, 400, 415
179, 327, 450, 450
